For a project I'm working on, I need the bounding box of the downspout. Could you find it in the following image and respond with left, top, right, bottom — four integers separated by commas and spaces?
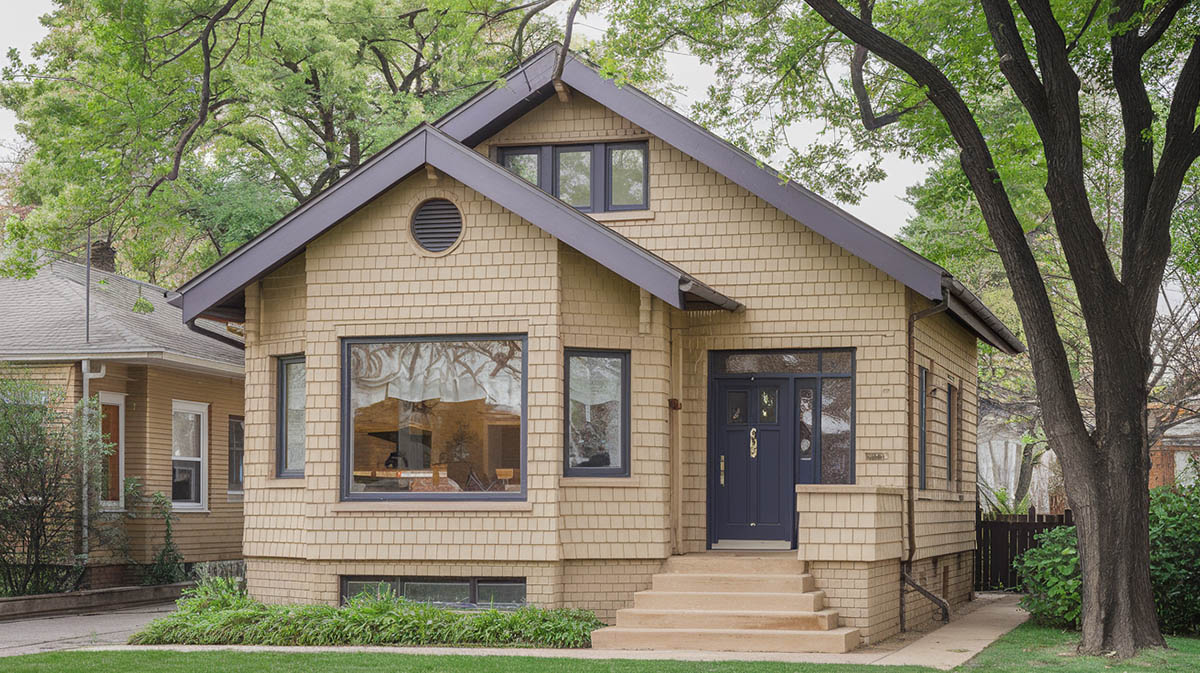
901, 289, 948, 630
80, 359, 107, 563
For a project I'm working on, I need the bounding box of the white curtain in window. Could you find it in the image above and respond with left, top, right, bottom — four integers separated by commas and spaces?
350, 341, 522, 411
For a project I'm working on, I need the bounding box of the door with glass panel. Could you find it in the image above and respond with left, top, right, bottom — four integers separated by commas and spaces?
713, 378, 793, 542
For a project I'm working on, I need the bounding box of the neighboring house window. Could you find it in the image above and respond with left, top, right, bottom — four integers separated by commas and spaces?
98, 391, 126, 509
228, 416, 245, 493
498, 141, 648, 212
172, 400, 209, 510
277, 355, 306, 478
342, 336, 525, 500
341, 576, 525, 609
918, 367, 928, 491
564, 349, 630, 477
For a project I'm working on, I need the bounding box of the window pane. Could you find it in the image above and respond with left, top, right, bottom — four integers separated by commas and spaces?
556, 149, 592, 208
172, 411, 201, 458
759, 387, 778, 423
609, 147, 646, 207
727, 390, 747, 425
821, 378, 853, 484
101, 403, 120, 501
797, 388, 814, 460
228, 418, 245, 491
402, 580, 471, 606
503, 152, 538, 184
348, 339, 524, 495
718, 352, 818, 374
567, 353, 624, 470
345, 579, 394, 601
821, 352, 852, 374
477, 581, 526, 607
172, 460, 200, 503
283, 360, 306, 473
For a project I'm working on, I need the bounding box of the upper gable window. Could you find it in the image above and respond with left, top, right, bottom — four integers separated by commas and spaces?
498, 141, 648, 213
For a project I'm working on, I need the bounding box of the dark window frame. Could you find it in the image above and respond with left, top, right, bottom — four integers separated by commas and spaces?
228, 415, 245, 493
604, 141, 650, 211
497, 141, 648, 213
564, 348, 631, 478
339, 334, 528, 502
918, 366, 928, 491
339, 575, 526, 608
947, 383, 956, 490
276, 354, 306, 479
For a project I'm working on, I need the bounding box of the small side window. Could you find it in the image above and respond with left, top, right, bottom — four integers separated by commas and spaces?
277, 355, 306, 478
228, 416, 245, 493
564, 349, 631, 477
918, 366, 928, 491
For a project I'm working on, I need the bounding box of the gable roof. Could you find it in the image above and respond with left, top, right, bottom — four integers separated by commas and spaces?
0, 260, 243, 375
175, 45, 1021, 354
437, 46, 1022, 354
173, 124, 741, 323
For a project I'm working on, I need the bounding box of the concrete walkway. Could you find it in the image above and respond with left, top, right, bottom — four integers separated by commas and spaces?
69, 594, 1027, 670
0, 603, 175, 657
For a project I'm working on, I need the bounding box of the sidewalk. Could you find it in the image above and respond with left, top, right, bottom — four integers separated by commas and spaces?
76, 594, 1027, 670
0, 603, 175, 658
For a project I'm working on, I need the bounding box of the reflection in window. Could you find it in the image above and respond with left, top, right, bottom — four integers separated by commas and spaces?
278, 356, 306, 477
171, 402, 207, 506
566, 350, 628, 475
759, 387, 778, 423
821, 378, 853, 483
228, 416, 245, 492
347, 338, 523, 496
727, 390, 747, 424
502, 151, 539, 184
719, 351, 819, 374
341, 576, 526, 609
608, 145, 647, 208
797, 388, 814, 460
556, 148, 592, 208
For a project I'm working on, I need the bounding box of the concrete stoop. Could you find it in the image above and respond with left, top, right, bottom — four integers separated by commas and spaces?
590, 554, 861, 653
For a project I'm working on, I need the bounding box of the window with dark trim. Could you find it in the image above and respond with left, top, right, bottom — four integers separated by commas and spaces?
918, 366, 928, 491
497, 141, 648, 212
277, 355, 306, 478
228, 415, 245, 493
340, 576, 526, 609
341, 335, 526, 500
564, 349, 630, 477
947, 384, 957, 490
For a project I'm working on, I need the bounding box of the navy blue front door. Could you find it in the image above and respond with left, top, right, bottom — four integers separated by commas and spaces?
713, 378, 793, 542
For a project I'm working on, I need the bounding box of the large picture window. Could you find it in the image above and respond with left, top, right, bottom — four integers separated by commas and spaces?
342, 336, 525, 500
564, 349, 630, 477
172, 400, 209, 510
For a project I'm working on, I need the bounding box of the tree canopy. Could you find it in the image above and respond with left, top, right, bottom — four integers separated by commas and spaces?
0, 0, 560, 284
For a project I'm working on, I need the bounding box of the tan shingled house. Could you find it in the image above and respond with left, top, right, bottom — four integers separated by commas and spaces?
171, 47, 1023, 653
0, 261, 245, 586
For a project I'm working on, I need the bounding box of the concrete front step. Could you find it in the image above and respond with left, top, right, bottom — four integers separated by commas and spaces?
614, 607, 840, 631
651, 572, 815, 593
662, 554, 806, 575
591, 626, 861, 653
633, 590, 824, 612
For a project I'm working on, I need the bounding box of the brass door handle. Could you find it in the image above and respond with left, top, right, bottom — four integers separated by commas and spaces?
719, 455, 725, 486
749, 427, 758, 459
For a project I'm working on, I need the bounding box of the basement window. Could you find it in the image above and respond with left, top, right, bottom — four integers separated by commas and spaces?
340, 576, 526, 609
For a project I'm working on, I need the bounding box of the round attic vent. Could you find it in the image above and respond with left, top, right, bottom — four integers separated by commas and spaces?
411, 198, 463, 253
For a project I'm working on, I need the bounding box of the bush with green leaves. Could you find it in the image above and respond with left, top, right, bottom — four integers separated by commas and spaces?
142, 492, 186, 586
1015, 476, 1200, 635
131, 577, 605, 648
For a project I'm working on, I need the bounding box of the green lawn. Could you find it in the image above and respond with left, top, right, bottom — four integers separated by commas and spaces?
5, 624, 1200, 673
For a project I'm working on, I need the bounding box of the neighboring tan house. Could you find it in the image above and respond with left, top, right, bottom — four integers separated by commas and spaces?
1151, 417, 1200, 488
0, 260, 245, 587
171, 46, 1023, 652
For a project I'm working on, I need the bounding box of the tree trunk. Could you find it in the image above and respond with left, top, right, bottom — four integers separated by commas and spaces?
1060, 427, 1166, 656
1014, 440, 1035, 508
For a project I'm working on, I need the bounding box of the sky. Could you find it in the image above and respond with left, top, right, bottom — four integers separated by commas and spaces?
0, 1, 924, 237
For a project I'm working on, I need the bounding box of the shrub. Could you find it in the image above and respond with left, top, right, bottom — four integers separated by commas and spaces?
131, 577, 605, 648
142, 492, 186, 585
1015, 476, 1200, 635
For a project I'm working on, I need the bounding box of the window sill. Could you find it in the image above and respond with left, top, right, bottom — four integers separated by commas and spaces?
330, 500, 534, 513
590, 209, 655, 222
915, 491, 968, 502
261, 478, 305, 489
559, 476, 638, 487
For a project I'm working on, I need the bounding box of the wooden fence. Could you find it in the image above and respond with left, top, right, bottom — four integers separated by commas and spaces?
975, 509, 1073, 591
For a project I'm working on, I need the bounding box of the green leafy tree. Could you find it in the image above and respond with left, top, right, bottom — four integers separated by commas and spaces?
605, 0, 1200, 655
0, 0, 560, 284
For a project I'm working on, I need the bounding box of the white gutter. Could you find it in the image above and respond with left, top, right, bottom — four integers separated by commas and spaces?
0, 351, 243, 378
